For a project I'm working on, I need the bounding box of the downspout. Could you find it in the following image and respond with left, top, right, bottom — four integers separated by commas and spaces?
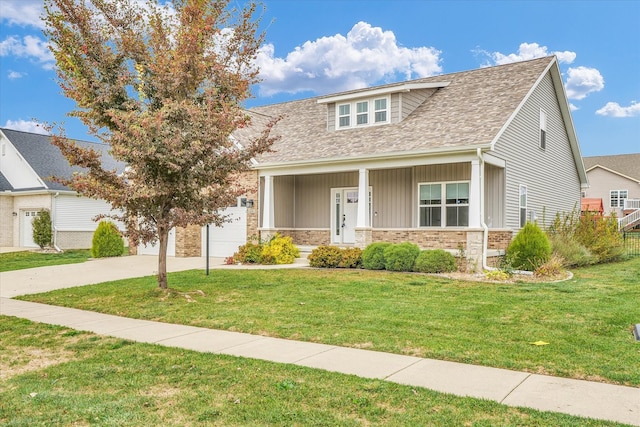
477, 148, 494, 271
52, 192, 62, 252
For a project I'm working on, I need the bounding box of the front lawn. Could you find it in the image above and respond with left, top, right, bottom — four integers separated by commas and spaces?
0, 249, 92, 272
19, 257, 640, 386
0, 317, 626, 426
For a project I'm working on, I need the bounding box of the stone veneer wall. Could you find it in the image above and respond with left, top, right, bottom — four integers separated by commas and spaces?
0, 196, 14, 246
487, 230, 514, 250
56, 231, 94, 249
372, 229, 468, 250
175, 224, 202, 257
269, 229, 331, 246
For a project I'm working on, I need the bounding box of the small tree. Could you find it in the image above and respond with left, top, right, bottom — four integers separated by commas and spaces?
92, 221, 125, 258
43, 0, 278, 289
32, 209, 52, 249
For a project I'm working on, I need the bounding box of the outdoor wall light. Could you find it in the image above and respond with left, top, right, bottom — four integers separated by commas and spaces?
12, 212, 17, 217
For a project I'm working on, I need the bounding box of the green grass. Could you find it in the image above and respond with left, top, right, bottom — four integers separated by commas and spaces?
0, 316, 627, 426
20, 257, 640, 387
0, 249, 92, 272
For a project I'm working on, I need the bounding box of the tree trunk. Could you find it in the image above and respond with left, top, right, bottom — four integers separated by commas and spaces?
157, 222, 169, 289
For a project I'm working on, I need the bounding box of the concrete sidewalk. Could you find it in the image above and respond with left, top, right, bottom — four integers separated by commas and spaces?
1, 256, 638, 426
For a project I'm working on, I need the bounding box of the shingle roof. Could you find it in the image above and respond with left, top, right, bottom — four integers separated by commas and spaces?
245, 56, 555, 165
583, 153, 640, 182
0, 171, 13, 191
1, 128, 124, 191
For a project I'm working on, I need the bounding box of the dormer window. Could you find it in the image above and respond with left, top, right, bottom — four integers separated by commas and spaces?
337, 96, 389, 129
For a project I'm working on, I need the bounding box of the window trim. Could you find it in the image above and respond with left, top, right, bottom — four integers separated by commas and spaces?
335, 95, 390, 129
610, 189, 628, 209
418, 181, 470, 228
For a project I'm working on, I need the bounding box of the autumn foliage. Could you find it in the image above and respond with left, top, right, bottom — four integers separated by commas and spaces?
43, 0, 278, 288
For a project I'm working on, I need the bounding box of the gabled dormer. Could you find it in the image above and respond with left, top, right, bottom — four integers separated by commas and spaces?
318, 81, 450, 131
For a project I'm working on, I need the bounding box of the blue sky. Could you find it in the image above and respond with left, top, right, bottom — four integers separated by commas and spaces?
1, 0, 639, 156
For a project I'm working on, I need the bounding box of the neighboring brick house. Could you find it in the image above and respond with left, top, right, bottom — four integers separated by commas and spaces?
582, 153, 640, 230
231, 56, 588, 269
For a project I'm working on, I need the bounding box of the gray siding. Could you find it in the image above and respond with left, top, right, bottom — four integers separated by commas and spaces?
274, 176, 294, 228
370, 168, 412, 227
400, 88, 437, 121
493, 72, 582, 229
485, 164, 505, 228
293, 172, 358, 228
390, 93, 400, 124
414, 162, 470, 182
327, 103, 336, 131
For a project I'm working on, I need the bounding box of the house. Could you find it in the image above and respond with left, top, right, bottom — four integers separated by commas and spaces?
0, 128, 257, 256
0, 128, 126, 249
220, 55, 588, 269
582, 153, 640, 230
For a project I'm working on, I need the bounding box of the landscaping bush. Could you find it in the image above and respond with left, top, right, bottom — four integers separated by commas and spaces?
506, 222, 551, 271
413, 249, 457, 273
233, 242, 263, 264
308, 246, 343, 268
261, 234, 300, 265
383, 242, 420, 272
91, 221, 124, 258
361, 242, 391, 270
548, 233, 595, 267
575, 212, 625, 263
32, 209, 52, 249
338, 247, 362, 268
534, 254, 565, 278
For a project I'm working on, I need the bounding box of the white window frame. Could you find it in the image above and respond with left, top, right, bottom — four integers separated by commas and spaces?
519, 185, 527, 227
418, 181, 470, 228
610, 189, 628, 208
335, 95, 390, 129
539, 109, 547, 150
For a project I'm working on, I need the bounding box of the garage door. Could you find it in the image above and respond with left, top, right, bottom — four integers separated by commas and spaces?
202, 207, 247, 257
138, 228, 176, 256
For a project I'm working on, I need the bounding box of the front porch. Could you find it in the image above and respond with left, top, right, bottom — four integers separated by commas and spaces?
257, 153, 512, 270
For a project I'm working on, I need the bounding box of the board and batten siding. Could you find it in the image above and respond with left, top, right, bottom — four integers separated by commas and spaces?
485, 164, 505, 228
274, 175, 295, 228
370, 168, 412, 227
493, 72, 581, 229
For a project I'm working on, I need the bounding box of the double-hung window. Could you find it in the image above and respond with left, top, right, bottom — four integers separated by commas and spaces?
336, 96, 389, 129
419, 182, 469, 227
610, 189, 628, 208
519, 185, 527, 227
539, 109, 547, 150
338, 104, 350, 128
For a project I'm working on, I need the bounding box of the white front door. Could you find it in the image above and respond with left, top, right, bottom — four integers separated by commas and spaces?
331, 188, 359, 244
20, 210, 39, 247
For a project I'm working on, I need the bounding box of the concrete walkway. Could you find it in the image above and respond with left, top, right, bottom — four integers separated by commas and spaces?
1, 256, 638, 426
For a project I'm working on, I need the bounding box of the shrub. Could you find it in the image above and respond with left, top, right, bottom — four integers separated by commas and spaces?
233, 242, 263, 264
91, 221, 124, 258
576, 212, 625, 263
506, 222, 551, 271
384, 242, 420, 272
484, 269, 512, 281
413, 249, 457, 273
338, 247, 362, 268
261, 234, 300, 265
32, 209, 52, 249
548, 234, 595, 267
308, 246, 343, 268
361, 242, 391, 270
534, 254, 565, 278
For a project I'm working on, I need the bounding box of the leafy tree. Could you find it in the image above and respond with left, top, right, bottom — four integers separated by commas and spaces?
43, 0, 278, 288
32, 209, 52, 249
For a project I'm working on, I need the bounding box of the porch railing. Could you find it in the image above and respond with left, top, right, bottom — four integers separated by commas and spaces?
619, 198, 640, 230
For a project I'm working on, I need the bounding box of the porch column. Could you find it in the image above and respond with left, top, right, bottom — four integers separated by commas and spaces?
262, 175, 274, 229
357, 168, 370, 228
469, 159, 482, 228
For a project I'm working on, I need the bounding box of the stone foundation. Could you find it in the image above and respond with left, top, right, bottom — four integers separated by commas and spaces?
266, 228, 330, 246
355, 228, 372, 248
372, 229, 468, 250
488, 229, 514, 250
175, 225, 201, 257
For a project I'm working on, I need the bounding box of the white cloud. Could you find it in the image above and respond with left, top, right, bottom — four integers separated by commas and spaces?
256, 21, 442, 96
565, 66, 604, 100
7, 70, 25, 79
0, 0, 45, 29
3, 119, 49, 134
595, 101, 640, 118
569, 103, 579, 112
0, 35, 55, 69
480, 42, 576, 66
